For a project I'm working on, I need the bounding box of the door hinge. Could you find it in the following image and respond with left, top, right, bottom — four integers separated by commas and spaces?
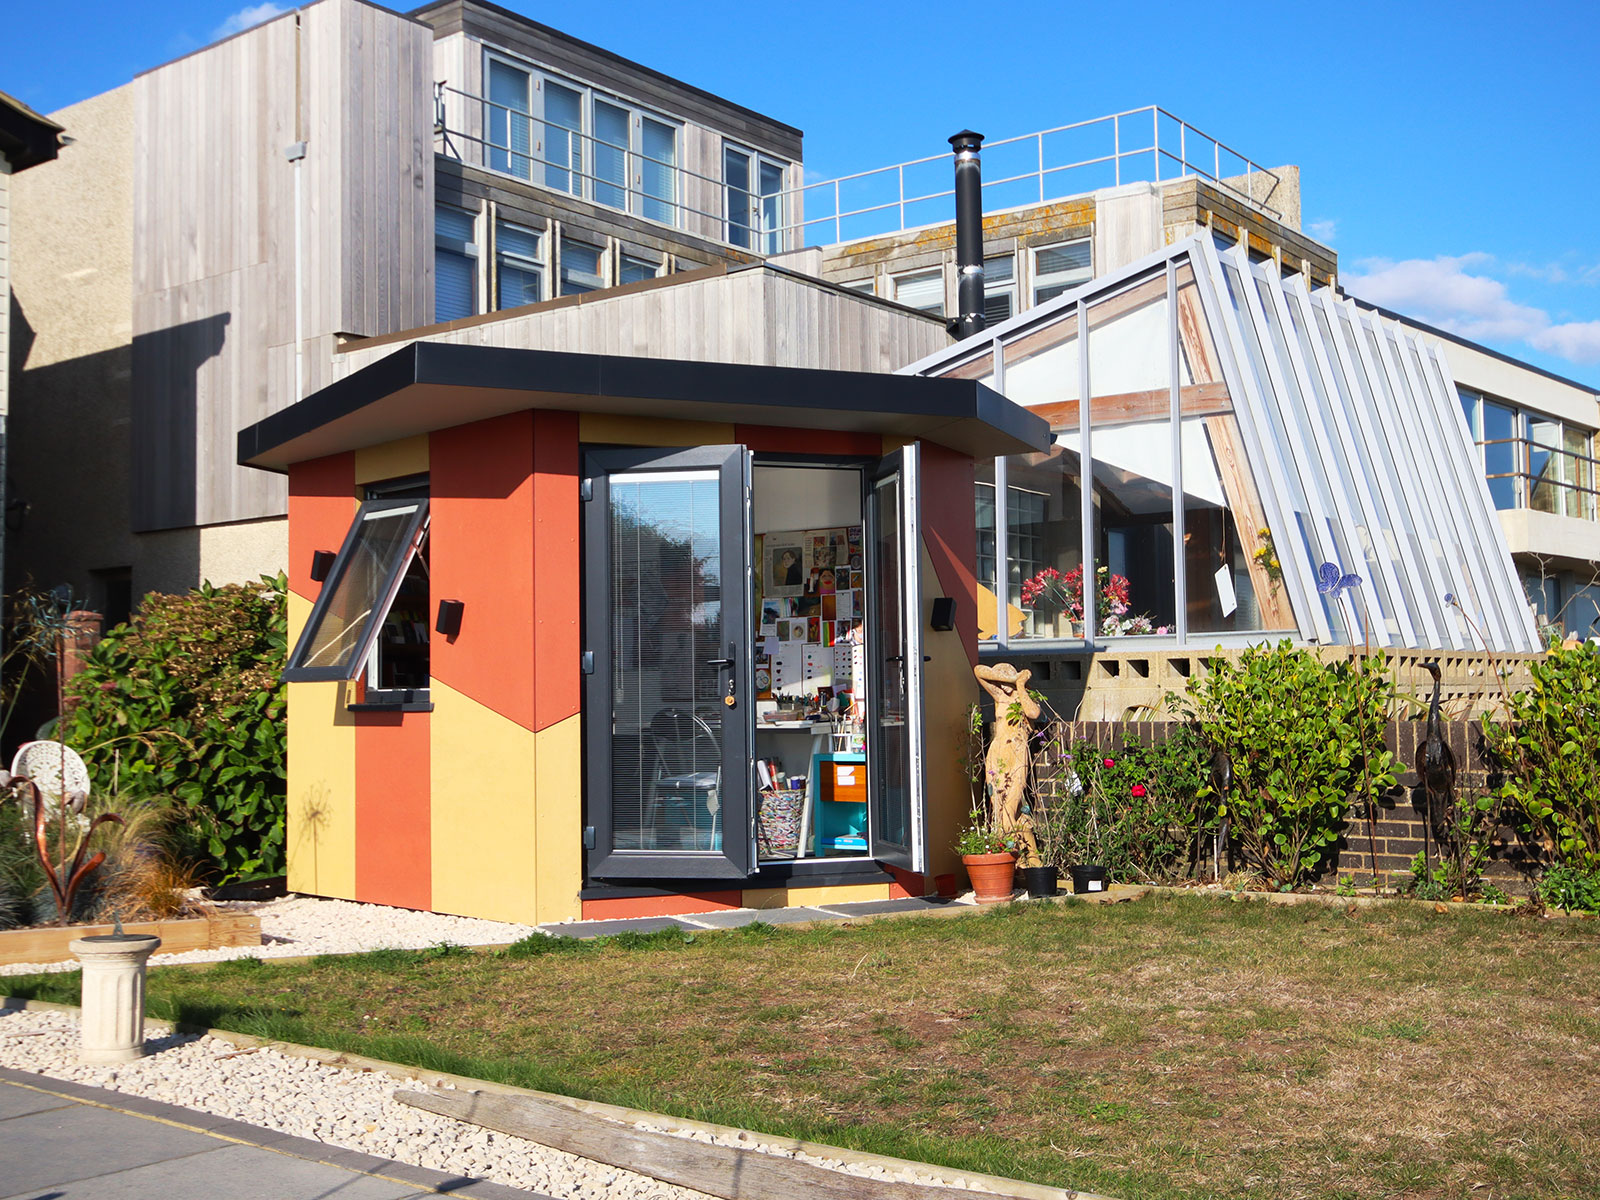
579, 478, 593, 502
581, 650, 594, 675
583, 826, 595, 850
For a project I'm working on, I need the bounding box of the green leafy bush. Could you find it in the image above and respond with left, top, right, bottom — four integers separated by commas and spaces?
1182, 641, 1397, 887
1535, 864, 1600, 914
1029, 725, 1211, 882
63, 575, 288, 882
1483, 643, 1600, 871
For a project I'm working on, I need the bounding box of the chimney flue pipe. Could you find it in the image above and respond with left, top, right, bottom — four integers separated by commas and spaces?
948, 129, 985, 339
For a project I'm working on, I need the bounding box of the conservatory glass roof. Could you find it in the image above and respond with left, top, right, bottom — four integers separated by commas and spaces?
902, 234, 1539, 654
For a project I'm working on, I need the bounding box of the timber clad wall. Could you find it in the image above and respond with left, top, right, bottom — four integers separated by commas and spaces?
131, 0, 433, 533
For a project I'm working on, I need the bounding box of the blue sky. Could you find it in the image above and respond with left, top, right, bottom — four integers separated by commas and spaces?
9, 0, 1599, 385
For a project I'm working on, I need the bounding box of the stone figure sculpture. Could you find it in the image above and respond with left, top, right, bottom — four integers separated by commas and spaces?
973, 662, 1041, 867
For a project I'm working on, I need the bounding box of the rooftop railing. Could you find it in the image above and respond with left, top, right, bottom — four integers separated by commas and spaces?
777, 107, 1285, 247
1479, 435, 1600, 521
434, 88, 1283, 254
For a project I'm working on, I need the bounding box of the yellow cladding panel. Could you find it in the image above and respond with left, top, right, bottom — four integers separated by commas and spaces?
285, 674, 358, 901
742, 883, 890, 911
534, 713, 583, 923
578, 413, 734, 447
354, 435, 430, 486
429, 679, 544, 923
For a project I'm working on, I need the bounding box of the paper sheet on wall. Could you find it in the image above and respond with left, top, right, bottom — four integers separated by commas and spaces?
833, 644, 853, 686
803, 644, 833, 690
836, 590, 855, 620
772, 643, 804, 696
1214, 565, 1238, 617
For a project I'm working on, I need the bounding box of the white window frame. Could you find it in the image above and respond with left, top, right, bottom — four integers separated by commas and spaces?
494, 218, 546, 311
617, 250, 663, 286
723, 141, 787, 253
435, 202, 481, 322
891, 267, 944, 316
1031, 238, 1093, 306
983, 253, 1016, 327
482, 49, 682, 229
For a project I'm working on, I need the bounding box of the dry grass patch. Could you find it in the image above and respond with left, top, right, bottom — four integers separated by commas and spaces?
8, 894, 1599, 1200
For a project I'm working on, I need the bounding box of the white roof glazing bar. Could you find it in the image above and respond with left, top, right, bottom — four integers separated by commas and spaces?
1307, 288, 1432, 647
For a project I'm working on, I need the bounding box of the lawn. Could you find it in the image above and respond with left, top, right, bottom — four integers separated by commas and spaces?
8, 894, 1600, 1200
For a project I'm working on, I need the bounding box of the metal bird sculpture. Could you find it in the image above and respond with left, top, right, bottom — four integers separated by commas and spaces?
1417, 661, 1457, 875
1209, 747, 1232, 882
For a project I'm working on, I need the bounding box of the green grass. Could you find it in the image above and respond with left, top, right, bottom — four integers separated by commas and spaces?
8, 894, 1600, 1200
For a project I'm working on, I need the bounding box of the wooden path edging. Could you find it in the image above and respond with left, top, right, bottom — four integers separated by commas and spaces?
0, 912, 262, 966
0, 997, 1115, 1200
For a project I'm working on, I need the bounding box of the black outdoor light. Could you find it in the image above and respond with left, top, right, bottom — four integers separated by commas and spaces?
309, 550, 336, 582
435, 599, 465, 638
931, 596, 957, 632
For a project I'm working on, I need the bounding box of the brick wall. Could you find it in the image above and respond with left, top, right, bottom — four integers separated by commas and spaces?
1043, 719, 1541, 891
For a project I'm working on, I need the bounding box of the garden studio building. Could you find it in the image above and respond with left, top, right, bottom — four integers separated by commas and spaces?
239, 345, 1048, 923
905, 234, 1540, 705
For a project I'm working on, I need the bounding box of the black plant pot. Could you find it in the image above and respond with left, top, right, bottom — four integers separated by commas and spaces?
1069, 864, 1108, 895
1021, 864, 1059, 898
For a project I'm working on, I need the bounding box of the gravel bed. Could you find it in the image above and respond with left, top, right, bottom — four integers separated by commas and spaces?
0, 894, 546, 976
0, 1007, 1000, 1198
0, 1006, 710, 1199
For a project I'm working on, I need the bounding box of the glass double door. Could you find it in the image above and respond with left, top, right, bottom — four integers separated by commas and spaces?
584, 444, 925, 882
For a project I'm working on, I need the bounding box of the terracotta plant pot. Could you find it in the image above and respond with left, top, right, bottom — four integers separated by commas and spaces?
963, 852, 1018, 903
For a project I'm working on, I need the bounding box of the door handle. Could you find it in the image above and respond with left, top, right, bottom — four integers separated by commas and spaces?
706, 657, 735, 668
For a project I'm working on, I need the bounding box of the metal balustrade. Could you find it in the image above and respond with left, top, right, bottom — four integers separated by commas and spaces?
1478, 435, 1600, 521
434, 88, 1285, 255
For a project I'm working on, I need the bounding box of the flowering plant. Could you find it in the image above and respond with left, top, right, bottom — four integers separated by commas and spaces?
1019, 564, 1168, 636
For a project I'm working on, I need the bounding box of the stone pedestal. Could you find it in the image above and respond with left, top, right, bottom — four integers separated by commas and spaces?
70, 934, 161, 1064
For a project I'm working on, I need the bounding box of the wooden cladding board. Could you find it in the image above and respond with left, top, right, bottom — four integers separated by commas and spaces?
0, 913, 262, 966
329, 268, 948, 386
132, 0, 433, 532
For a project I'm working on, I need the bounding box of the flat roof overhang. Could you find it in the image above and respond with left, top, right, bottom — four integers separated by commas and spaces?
238, 342, 1051, 472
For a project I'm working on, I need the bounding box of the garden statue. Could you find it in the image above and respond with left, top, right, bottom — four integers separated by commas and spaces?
973, 662, 1042, 867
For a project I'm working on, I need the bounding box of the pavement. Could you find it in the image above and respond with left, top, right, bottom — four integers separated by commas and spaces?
0, 1066, 548, 1200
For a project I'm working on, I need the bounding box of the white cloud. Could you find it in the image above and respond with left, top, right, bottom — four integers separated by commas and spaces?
1529, 322, 1600, 366
1506, 260, 1569, 284
1306, 218, 1337, 245
1344, 253, 1600, 370
212, 3, 289, 41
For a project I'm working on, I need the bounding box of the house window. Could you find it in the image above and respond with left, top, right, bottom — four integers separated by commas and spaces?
483, 53, 680, 227
893, 268, 944, 315
283, 493, 430, 695
1032, 238, 1092, 305
1462, 388, 1598, 520
618, 252, 660, 285
842, 278, 876, 295
724, 143, 785, 252
435, 204, 479, 322
560, 236, 605, 296
495, 221, 544, 310
983, 254, 1015, 326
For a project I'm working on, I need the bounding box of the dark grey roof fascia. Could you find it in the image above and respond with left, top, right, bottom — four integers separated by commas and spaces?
0, 90, 64, 171
237, 342, 1051, 471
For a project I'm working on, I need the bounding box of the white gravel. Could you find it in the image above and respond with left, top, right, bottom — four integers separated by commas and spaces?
0, 894, 546, 976
0, 1006, 712, 1199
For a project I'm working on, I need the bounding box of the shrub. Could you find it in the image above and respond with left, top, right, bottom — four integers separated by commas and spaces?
1029, 725, 1211, 882
63, 575, 288, 882
1483, 643, 1600, 871
1535, 864, 1600, 915
1182, 640, 1397, 887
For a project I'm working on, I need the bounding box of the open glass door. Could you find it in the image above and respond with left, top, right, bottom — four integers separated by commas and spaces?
584, 446, 754, 880
866, 445, 927, 873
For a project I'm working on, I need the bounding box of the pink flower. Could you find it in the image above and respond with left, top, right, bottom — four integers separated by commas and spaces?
1131, 784, 1147, 798
1103, 757, 1114, 768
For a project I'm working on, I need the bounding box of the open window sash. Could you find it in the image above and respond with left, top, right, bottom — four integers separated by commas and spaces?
866, 444, 927, 873
283, 498, 431, 683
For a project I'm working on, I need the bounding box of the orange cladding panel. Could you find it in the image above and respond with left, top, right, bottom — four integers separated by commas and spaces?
532, 411, 581, 732
580, 891, 744, 920
429, 413, 538, 732
288, 453, 356, 602
354, 710, 432, 910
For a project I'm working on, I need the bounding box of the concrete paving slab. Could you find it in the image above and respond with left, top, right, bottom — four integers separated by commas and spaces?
737, 906, 837, 924
674, 908, 765, 929
0, 1101, 220, 1193
0, 1142, 429, 1200
817, 897, 954, 917
537, 916, 697, 939
0, 1079, 74, 1120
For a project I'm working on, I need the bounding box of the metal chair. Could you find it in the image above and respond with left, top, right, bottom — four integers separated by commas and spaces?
645, 708, 722, 850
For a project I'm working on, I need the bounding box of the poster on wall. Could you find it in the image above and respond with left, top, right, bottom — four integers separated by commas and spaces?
765, 538, 806, 597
